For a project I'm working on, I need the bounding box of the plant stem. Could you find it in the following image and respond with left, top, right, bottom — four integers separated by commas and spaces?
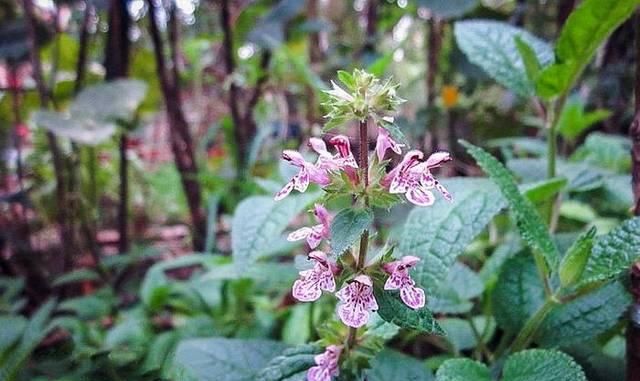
510, 297, 558, 352
346, 119, 370, 350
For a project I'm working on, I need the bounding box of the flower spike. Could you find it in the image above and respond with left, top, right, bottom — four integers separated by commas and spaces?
287, 204, 332, 249
335, 275, 378, 328
292, 251, 339, 302
383, 255, 425, 309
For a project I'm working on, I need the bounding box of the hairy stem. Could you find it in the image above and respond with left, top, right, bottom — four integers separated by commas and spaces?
347, 119, 370, 350
510, 297, 558, 352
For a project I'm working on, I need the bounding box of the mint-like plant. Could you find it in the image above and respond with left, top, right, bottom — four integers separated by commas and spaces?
272, 69, 452, 380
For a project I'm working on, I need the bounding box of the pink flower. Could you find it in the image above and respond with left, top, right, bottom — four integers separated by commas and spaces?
0, 62, 31, 90
307, 345, 342, 381
292, 251, 339, 302
384, 150, 453, 206
275, 150, 330, 201
309, 137, 342, 171
375, 127, 404, 161
287, 204, 332, 249
328, 135, 358, 169
335, 275, 378, 328
382, 255, 425, 309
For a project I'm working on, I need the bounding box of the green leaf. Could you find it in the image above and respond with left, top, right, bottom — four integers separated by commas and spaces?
0, 316, 27, 358
256, 344, 320, 381
461, 140, 560, 268
374, 286, 445, 336
436, 350, 586, 381
368, 349, 434, 381
142, 331, 180, 374
557, 97, 611, 141
536, 0, 640, 98
330, 208, 373, 257
537, 281, 631, 347
70, 79, 148, 121
366, 52, 393, 77
32, 110, 117, 145
558, 227, 596, 287
580, 217, 640, 285
337, 70, 355, 89
173, 338, 288, 381
233, 193, 319, 268
454, 20, 554, 97
0, 300, 56, 381
492, 254, 545, 333
399, 178, 505, 293
515, 36, 542, 82
418, 0, 479, 19
435, 358, 491, 381
522, 177, 568, 203
430, 263, 484, 314
439, 317, 496, 353
52, 268, 100, 287
570, 132, 631, 173
502, 349, 586, 381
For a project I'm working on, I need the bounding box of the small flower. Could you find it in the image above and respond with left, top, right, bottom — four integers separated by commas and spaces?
292, 251, 338, 302
335, 274, 378, 328
383, 255, 425, 309
375, 127, 404, 161
307, 345, 342, 381
328, 135, 358, 169
384, 150, 452, 206
287, 204, 332, 249
275, 150, 330, 201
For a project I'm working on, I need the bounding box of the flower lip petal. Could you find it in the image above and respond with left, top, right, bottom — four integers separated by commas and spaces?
400, 255, 420, 268
281, 150, 306, 166
352, 274, 372, 287
308, 250, 328, 264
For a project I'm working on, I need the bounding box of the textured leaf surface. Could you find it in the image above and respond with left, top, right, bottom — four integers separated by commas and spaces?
435, 358, 491, 381
461, 141, 559, 268
429, 263, 484, 314
173, 338, 288, 381
558, 228, 595, 287
580, 217, 640, 285
374, 286, 445, 336
399, 178, 505, 293
536, 281, 631, 347
502, 349, 586, 381
537, 0, 640, 98
454, 20, 553, 97
492, 254, 545, 333
368, 349, 434, 381
330, 208, 373, 256
256, 344, 320, 381
232, 193, 319, 268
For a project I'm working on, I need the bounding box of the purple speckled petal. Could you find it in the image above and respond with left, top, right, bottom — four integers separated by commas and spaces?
274, 181, 294, 201
400, 285, 426, 309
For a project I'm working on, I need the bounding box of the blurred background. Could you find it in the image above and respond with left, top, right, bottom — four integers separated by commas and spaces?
0, 0, 636, 380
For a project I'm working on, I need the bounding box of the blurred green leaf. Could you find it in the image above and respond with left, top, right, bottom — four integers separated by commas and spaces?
256, 344, 319, 381
558, 228, 595, 287
418, 0, 478, 19
368, 349, 433, 381
536, 0, 640, 98
454, 20, 554, 97
557, 98, 611, 141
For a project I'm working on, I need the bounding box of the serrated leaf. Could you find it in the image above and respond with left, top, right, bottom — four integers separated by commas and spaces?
492, 254, 545, 333
502, 349, 586, 381
536, 0, 640, 98
454, 20, 554, 97
580, 217, 640, 285
399, 178, 505, 293
173, 338, 288, 381
558, 227, 596, 287
256, 344, 320, 381
368, 349, 434, 381
536, 281, 631, 347
435, 358, 491, 381
461, 141, 560, 268
330, 208, 373, 256
374, 286, 445, 336
233, 193, 319, 268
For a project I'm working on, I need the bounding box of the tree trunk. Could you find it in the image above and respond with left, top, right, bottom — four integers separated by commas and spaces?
147, 0, 206, 251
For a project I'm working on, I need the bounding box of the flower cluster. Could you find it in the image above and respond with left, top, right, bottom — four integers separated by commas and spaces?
274, 70, 453, 381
